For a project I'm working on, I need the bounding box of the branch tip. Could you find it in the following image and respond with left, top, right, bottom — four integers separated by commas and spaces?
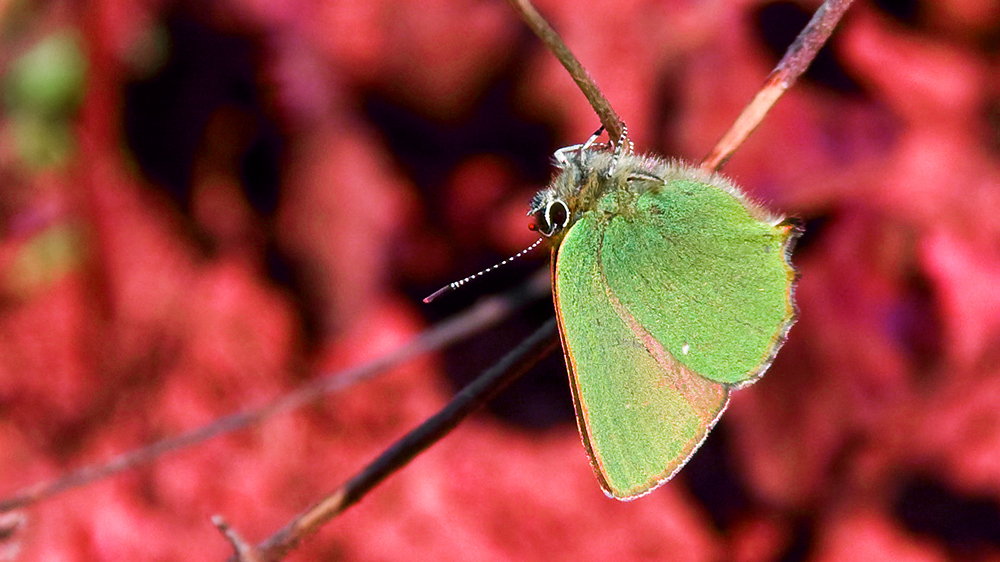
213, 515, 261, 562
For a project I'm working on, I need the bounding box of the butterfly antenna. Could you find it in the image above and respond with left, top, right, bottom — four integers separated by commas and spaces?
423, 237, 547, 303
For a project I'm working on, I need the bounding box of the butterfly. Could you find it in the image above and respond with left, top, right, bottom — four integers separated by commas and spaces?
529, 130, 799, 500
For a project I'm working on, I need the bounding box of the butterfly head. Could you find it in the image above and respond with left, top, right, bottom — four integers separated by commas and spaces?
529, 125, 637, 240
529, 146, 620, 239
528, 187, 570, 238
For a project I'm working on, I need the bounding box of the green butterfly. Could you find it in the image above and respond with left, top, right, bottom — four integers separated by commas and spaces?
529, 133, 798, 500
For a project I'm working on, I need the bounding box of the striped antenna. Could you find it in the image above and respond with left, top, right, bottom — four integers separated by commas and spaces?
423, 237, 547, 303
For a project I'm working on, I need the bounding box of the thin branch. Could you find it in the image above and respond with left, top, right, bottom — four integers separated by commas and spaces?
701, 0, 855, 171
0, 270, 551, 514
505, 0, 624, 145
235, 318, 561, 562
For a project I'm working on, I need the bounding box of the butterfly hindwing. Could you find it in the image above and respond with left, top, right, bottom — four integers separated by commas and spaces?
553, 211, 730, 499
600, 177, 798, 386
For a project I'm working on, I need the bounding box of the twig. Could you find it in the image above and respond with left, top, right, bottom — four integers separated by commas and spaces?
0, 270, 551, 514
505, 0, 624, 145
235, 318, 561, 562
701, 0, 855, 171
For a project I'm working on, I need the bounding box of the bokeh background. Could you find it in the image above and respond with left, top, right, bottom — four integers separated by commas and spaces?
3, 0, 1000, 560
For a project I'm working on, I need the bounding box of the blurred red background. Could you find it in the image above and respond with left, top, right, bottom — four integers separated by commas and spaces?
2, 0, 1000, 560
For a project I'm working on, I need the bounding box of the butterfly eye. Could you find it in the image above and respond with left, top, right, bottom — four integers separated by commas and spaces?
531, 206, 552, 236
543, 200, 569, 237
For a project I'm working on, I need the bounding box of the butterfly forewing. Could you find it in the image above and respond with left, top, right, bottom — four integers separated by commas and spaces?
553, 211, 729, 500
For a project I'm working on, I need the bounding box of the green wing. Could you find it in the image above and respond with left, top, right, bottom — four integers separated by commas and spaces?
553, 213, 729, 499
600, 178, 798, 385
